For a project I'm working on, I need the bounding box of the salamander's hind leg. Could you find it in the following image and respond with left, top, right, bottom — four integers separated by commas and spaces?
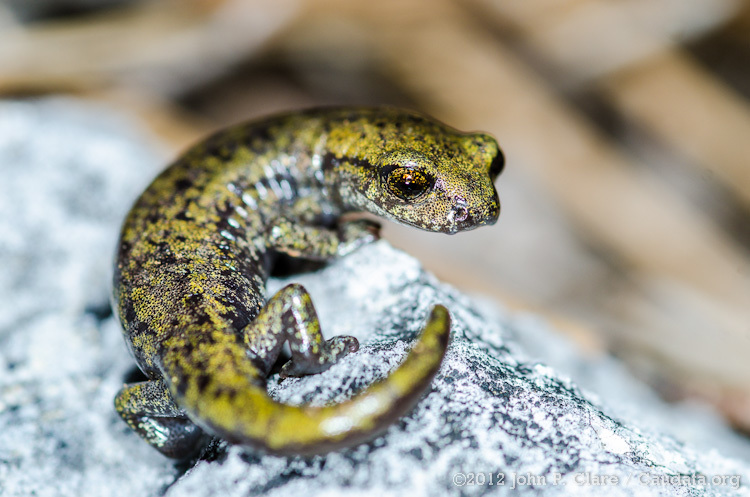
242, 283, 359, 378
114, 379, 206, 459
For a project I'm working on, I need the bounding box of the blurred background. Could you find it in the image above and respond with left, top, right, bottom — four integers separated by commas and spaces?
1, 0, 748, 435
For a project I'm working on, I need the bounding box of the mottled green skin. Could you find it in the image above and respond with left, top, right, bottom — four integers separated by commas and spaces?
113, 107, 503, 458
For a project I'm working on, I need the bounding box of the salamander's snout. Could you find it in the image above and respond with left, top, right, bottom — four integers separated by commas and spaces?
447, 191, 500, 234
489, 148, 505, 182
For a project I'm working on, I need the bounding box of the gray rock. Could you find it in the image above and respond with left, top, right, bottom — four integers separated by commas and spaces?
1, 99, 749, 497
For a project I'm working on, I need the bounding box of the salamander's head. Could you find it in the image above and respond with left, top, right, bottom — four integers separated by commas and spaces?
325, 109, 503, 234
370, 135, 503, 234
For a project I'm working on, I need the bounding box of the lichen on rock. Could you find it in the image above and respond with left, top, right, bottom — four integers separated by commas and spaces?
1, 99, 749, 497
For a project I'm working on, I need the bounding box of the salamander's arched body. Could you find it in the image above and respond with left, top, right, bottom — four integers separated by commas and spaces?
113, 107, 503, 458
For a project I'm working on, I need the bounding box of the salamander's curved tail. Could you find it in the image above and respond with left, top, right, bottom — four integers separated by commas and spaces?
160, 305, 451, 456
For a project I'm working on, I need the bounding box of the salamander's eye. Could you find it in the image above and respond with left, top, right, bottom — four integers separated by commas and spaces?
384, 166, 433, 201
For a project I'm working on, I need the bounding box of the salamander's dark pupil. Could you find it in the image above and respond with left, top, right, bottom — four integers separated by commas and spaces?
386, 168, 431, 200
400, 173, 421, 192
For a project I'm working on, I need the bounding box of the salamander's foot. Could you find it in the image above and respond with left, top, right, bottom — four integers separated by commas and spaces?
242, 283, 360, 378
115, 380, 207, 459
266, 217, 380, 261
280, 335, 359, 379
336, 219, 381, 256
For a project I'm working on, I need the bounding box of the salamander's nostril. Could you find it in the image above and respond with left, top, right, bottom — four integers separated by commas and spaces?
454, 206, 469, 222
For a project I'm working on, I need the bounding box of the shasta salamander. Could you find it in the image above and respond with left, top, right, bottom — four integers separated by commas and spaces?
113, 107, 503, 458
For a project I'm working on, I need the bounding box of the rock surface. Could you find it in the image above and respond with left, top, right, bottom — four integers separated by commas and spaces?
1, 99, 749, 497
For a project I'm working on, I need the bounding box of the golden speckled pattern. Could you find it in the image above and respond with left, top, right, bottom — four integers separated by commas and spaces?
113, 107, 503, 458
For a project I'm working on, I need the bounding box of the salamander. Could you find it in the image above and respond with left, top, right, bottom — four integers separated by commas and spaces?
113, 107, 504, 458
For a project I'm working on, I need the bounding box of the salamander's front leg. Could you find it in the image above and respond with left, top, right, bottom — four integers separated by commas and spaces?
242, 283, 359, 378
267, 217, 380, 259
114, 379, 206, 459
